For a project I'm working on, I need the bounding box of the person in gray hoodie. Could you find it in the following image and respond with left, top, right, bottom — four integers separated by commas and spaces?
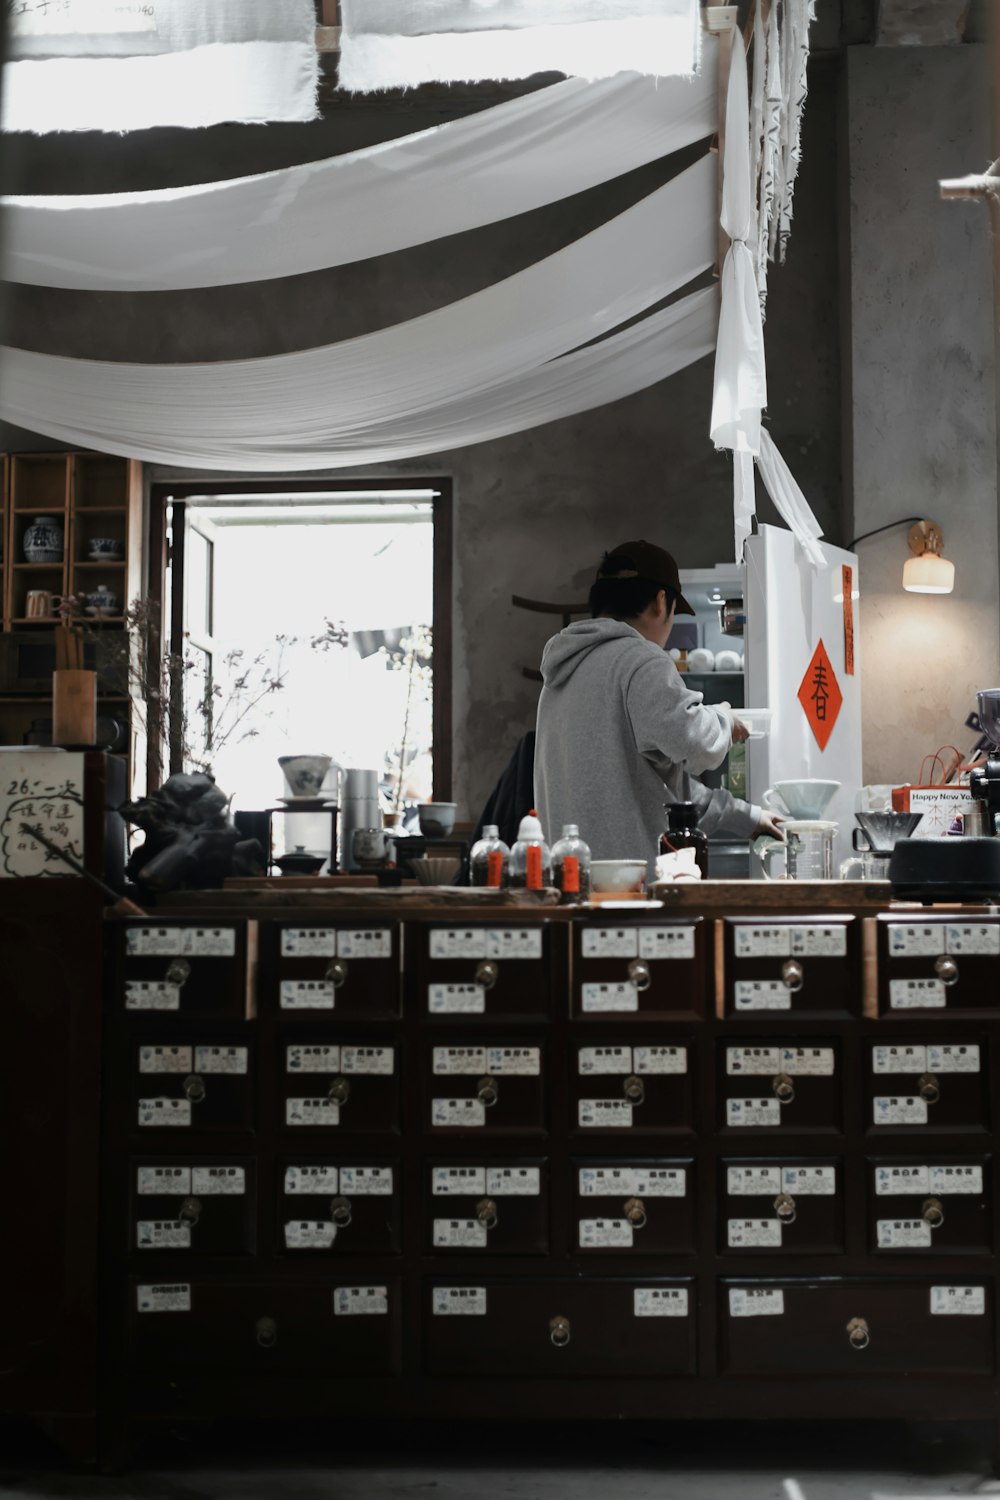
534, 539, 781, 871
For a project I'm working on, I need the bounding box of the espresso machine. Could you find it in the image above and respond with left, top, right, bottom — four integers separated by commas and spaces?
970, 689, 1000, 835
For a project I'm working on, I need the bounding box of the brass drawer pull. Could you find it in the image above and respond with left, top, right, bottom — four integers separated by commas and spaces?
772, 1073, 795, 1103
330, 1195, 352, 1227
627, 959, 651, 992
256, 1316, 277, 1348
476, 1197, 498, 1229
324, 959, 349, 989
183, 1074, 206, 1104
328, 1076, 351, 1106
782, 959, 804, 993
847, 1316, 869, 1350
774, 1193, 796, 1223
624, 1197, 646, 1228
477, 1075, 499, 1108
165, 959, 191, 987
475, 961, 499, 990
922, 1196, 945, 1228
934, 956, 958, 986
549, 1315, 571, 1348
623, 1074, 645, 1105
918, 1073, 940, 1105
177, 1196, 202, 1226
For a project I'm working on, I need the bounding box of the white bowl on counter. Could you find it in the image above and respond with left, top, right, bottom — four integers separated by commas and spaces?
590, 858, 647, 894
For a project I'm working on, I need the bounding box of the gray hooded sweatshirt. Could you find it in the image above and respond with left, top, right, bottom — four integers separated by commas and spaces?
534, 618, 761, 867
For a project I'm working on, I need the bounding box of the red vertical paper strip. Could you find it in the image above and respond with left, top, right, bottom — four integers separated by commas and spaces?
842, 565, 855, 676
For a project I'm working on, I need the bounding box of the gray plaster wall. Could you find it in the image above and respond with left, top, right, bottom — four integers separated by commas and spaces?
1, 64, 842, 821
846, 45, 996, 788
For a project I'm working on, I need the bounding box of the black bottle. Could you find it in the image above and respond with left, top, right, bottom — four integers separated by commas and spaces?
659, 802, 709, 878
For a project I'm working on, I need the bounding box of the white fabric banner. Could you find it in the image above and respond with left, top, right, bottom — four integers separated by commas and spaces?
9, 0, 315, 56
339, 0, 701, 88
3, 68, 715, 291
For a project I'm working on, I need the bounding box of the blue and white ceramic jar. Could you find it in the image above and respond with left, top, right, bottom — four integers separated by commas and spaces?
23, 516, 64, 563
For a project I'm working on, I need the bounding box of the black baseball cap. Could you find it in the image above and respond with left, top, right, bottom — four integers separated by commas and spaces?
596, 539, 696, 616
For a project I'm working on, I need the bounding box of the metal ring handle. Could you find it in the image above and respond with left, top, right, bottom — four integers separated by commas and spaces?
475, 961, 499, 990
330, 1195, 352, 1228
328, 1076, 351, 1106
918, 1072, 941, 1105
476, 1197, 498, 1230
324, 959, 349, 989
922, 1196, 945, 1229
774, 1193, 796, 1223
847, 1316, 869, 1350
182, 1073, 206, 1103
934, 956, 959, 987
627, 959, 652, 992
772, 1073, 795, 1103
177, 1196, 202, 1226
549, 1315, 571, 1348
165, 959, 191, 987
623, 1074, 645, 1105
782, 960, 804, 993
256, 1316, 277, 1348
624, 1197, 646, 1228
477, 1075, 499, 1107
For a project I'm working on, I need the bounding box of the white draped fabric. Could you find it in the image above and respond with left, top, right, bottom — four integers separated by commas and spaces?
3, 69, 715, 292
338, 0, 700, 89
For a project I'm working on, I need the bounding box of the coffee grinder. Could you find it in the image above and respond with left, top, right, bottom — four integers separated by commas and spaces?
970, 689, 1000, 834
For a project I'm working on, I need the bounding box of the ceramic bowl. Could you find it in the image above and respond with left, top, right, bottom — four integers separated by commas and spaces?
273, 846, 325, 876
764, 778, 840, 819
279, 754, 333, 800
411, 855, 461, 885
418, 801, 457, 838
714, 649, 742, 672
590, 858, 647, 894
87, 537, 124, 560
687, 648, 715, 673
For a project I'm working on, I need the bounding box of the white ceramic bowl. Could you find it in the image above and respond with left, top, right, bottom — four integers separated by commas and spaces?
590, 858, 647, 894
418, 801, 457, 838
278, 754, 333, 799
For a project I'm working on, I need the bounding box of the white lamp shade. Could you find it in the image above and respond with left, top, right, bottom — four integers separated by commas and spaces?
902, 552, 955, 594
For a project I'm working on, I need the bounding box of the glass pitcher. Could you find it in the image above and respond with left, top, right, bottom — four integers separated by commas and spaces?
758, 820, 836, 880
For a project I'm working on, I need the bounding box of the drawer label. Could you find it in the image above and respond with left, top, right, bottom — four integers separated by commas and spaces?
634, 1046, 687, 1075
432, 1166, 487, 1196
285, 1220, 336, 1249
138, 1098, 190, 1128
634, 1287, 688, 1317
638, 926, 696, 960
781, 1165, 836, 1195
127, 927, 185, 956
281, 928, 337, 957
487, 1166, 541, 1196
192, 1166, 245, 1196
180, 928, 236, 957
734, 926, 790, 958
128, 926, 233, 957
126, 981, 181, 1012
137, 1221, 191, 1250
930, 1164, 983, 1194
137, 1166, 191, 1195
727, 1218, 782, 1248
285, 1165, 339, 1194
727, 1165, 782, 1196
195, 1046, 248, 1075
729, 1287, 784, 1317
734, 981, 791, 1011
578, 1046, 632, 1076
582, 982, 639, 1012
579, 1166, 685, 1197
873, 1045, 926, 1075
139, 1045, 192, 1074
582, 928, 638, 959
429, 984, 485, 1014
876, 1164, 930, 1195
340, 1166, 394, 1195
432, 1287, 487, 1316
137, 1283, 190, 1313
873, 1096, 928, 1126
341, 1046, 394, 1076
487, 1047, 541, 1076
790, 926, 848, 957
927, 1043, 980, 1074
877, 1218, 932, 1248
890, 979, 946, 1009
930, 1285, 986, 1315
433, 1047, 487, 1075
336, 928, 392, 960
579, 1217, 634, 1248
578, 1099, 633, 1129
726, 1098, 781, 1128
286, 1098, 340, 1127
334, 1285, 389, 1316
781, 1047, 835, 1077
432, 1098, 486, 1128
287, 1045, 340, 1073
430, 929, 488, 960
946, 924, 1000, 955
726, 1047, 781, 1076
486, 929, 543, 960
434, 1218, 488, 1248
281, 980, 335, 1010
888, 924, 946, 957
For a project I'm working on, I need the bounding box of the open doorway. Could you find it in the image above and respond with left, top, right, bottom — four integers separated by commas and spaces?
148, 479, 453, 820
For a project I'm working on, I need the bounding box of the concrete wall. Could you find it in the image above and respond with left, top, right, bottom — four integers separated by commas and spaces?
846, 45, 996, 787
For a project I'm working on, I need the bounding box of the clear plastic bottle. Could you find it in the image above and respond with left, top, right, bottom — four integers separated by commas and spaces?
509, 810, 552, 891
659, 801, 709, 878
469, 823, 510, 888
551, 823, 591, 904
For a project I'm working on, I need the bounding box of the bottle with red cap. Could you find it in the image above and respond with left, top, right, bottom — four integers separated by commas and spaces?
551, 823, 591, 904
509, 810, 552, 890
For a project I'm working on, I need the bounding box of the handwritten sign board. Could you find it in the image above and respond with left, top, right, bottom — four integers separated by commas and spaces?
0, 750, 85, 879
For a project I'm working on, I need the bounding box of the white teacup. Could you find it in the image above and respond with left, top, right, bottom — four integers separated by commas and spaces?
763, 779, 840, 820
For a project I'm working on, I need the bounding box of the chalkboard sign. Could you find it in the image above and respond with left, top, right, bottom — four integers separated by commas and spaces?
0, 750, 85, 879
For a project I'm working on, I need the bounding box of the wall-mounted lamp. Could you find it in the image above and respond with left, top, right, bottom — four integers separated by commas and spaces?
847, 516, 955, 596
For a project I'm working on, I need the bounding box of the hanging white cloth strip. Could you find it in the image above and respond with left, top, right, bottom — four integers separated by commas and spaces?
339, 0, 701, 88
3, 69, 715, 292
755, 431, 826, 569
0, 287, 717, 472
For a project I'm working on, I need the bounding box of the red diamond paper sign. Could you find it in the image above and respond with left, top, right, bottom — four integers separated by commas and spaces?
797, 638, 842, 751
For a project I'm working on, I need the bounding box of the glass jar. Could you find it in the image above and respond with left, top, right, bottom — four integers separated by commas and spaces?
551, 823, 591, 904
659, 802, 709, 878
469, 824, 510, 888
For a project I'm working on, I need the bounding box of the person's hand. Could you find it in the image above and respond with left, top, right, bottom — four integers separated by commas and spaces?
718, 702, 750, 744
755, 812, 786, 840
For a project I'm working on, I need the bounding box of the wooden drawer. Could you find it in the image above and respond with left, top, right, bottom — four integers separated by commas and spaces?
129, 1158, 255, 1257
573, 1158, 695, 1255
130, 1277, 401, 1375
719, 1041, 841, 1135
425, 1039, 546, 1136
721, 917, 860, 1019
424, 1278, 696, 1376
868, 1156, 992, 1255
865, 1038, 990, 1134
277, 1159, 400, 1255
415, 923, 559, 1022
720, 1278, 994, 1375
877, 916, 1000, 1017
267, 923, 399, 1020
572, 1037, 694, 1136
119, 922, 246, 1021
719, 1158, 844, 1255
426, 1158, 548, 1255
280, 1035, 399, 1134
133, 1036, 253, 1133
572, 917, 707, 1021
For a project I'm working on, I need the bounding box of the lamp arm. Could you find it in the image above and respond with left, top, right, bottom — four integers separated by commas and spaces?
846, 516, 924, 550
